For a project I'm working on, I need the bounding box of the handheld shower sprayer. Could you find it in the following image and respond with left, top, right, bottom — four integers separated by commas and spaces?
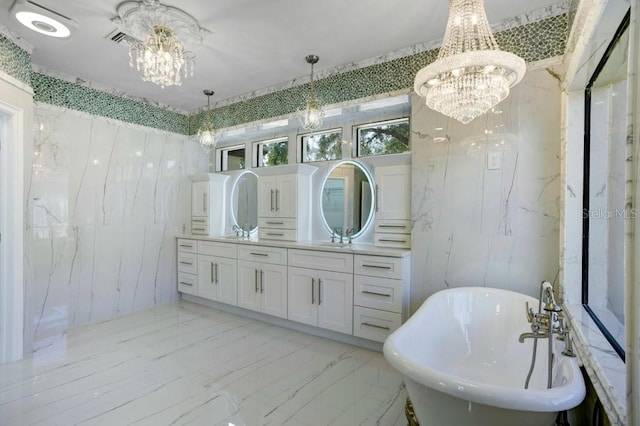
542, 281, 562, 313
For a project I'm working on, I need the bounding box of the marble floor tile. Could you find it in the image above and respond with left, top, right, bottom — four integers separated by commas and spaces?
0, 301, 407, 426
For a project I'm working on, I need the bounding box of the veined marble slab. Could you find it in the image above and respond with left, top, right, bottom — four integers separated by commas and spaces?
24, 104, 209, 353
0, 302, 406, 426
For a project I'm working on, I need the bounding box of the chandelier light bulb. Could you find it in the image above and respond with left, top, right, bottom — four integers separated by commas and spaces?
413, 0, 526, 124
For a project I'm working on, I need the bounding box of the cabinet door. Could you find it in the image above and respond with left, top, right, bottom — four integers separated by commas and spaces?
317, 271, 353, 334
238, 260, 262, 313
261, 264, 288, 319
192, 181, 209, 217
258, 175, 277, 217
276, 174, 297, 218
375, 165, 410, 220
215, 257, 238, 306
287, 267, 317, 326
197, 254, 217, 300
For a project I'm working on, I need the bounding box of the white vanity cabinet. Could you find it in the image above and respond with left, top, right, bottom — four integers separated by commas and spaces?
374, 165, 411, 248
288, 249, 354, 334
196, 241, 238, 305
237, 245, 288, 319
352, 254, 410, 343
177, 239, 198, 296
257, 165, 315, 242
258, 174, 297, 218
190, 174, 229, 236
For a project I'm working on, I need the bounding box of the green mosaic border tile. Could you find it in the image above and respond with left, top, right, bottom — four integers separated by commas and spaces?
0, 33, 31, 85
189, 13, 568, 134
5, 12, 567, 135
31, 73, 189, 134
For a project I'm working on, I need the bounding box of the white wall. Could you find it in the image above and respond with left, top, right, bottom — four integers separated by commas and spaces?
409, 65, 563, 314
25, 104, 208, 354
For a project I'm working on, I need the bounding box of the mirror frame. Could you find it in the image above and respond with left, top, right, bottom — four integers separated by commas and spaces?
320, 160, 374, 240
231, 170, 259, 234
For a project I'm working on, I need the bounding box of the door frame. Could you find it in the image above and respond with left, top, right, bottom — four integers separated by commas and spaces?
0, 99, 25, 363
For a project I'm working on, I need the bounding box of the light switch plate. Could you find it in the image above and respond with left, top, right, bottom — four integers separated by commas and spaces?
487, 152, 502, 170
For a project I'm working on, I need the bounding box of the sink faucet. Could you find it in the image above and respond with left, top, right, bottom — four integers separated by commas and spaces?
232, 224, 242, 237
345, 228, 354, 244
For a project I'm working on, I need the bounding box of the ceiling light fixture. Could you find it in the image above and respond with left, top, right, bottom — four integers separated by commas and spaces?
112, 0, 206, 88
414, 0, 526, 124
198, 90, 215, 148
300, 54, 324, 131
10, 0, 77, 38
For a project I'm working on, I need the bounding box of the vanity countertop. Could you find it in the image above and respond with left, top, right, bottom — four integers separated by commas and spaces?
176, 234, 411, 258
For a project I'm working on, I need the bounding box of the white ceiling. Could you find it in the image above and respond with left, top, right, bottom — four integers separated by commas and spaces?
0, 0, 560, 113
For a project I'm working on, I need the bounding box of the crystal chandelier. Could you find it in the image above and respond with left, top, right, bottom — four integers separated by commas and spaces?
414, 0, 526, 124
129, 25, 193, 88
113, 0, 206, 89
198, 90, 215, 147
300, 55, 324, 130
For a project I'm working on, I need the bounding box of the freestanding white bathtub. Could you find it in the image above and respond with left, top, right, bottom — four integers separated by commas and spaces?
383, 287, 585, 426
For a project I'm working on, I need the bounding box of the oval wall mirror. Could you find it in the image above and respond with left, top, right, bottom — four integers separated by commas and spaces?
321, 161, 374, 238
232, 171, 258, 232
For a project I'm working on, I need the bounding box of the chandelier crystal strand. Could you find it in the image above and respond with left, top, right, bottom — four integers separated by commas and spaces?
414, 0, 526, 124
301, 55, 324, 130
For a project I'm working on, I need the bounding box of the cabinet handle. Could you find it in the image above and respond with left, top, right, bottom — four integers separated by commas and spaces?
311, 278, 315, 304
378, 224, 406, 229
203, 193, 207, 213
275, 189, 279, 211
361, 264, 392, 270
210, 262, 214, 284
362, 290, 392, 298
265, 221, 284, 225
255, 269, 259, 292
379, 239, 407, 243
215, 263, 219, 284
266, 232, 284, 237
260, 270, 264, 293
375, 184, 379, 212
193, 227, 205, 232
179, 261, 193, 265
318, 278, 322, 305
179, 281, 193, 286
250, 252, 268, 257
270, 189, 275, 211
192, 219, 206, 223
361, 322, 390, 331
179, 244, 194, 248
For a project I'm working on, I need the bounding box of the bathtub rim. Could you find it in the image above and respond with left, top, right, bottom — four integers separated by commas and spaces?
382, 286, 586, 412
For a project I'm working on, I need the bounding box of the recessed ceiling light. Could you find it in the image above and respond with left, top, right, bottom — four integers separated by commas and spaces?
10, 0, 77, 38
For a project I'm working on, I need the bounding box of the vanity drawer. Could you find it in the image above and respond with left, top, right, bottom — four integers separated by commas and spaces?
374, 233, 411, 249
258, 217, 297, 229
191, 218, 209, 235
374, 219, 411, 234
238, 245, 287, 265
177, 252, 197, 274
288, 249, 353, 274
177, 239, 197, 253
354, 255, 403, 279
353, 306, 401, 343
177, 272, 197, 295
354, 275, 402, 313
258, 228, 297, 241
198, 241, 238, 258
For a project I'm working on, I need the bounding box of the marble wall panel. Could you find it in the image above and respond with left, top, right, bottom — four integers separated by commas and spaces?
25, 105, 208, 352
410, 67, 562, 314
